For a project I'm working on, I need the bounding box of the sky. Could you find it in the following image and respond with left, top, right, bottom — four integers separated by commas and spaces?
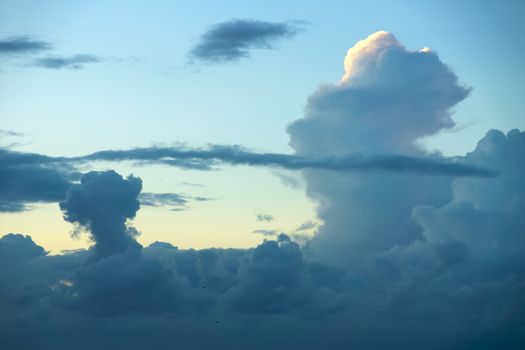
0, 1, 524, 349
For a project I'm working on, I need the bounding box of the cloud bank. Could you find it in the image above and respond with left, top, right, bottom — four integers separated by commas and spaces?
190, 19, 305, 63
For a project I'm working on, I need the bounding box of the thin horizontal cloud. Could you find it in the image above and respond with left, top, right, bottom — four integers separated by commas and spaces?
190, 19, 306, 63
0, 36, 52, 55
140, 192, 213, 211
33, 54, 100, 69
77, 145, 498, 177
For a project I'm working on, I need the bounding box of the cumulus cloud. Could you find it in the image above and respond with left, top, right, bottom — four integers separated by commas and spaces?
32, 54, 100, 69
288, 31, 474, 261
59, 170, 142, 260
190, 19, 305, 63
0, 36, 51, 55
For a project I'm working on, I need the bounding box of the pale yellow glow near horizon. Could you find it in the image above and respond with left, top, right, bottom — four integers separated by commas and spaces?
0, 165, 319, 254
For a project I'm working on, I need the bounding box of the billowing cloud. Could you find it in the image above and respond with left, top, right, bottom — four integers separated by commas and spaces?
288, 31, 473, 262
32, 54, 100, 69
190, 19, 305, 63
0, 36, 51, 55
59, 170, 142, 260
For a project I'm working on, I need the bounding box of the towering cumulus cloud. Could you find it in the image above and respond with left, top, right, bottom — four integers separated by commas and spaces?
59, 171, 142, 260
288, 31, 471, 262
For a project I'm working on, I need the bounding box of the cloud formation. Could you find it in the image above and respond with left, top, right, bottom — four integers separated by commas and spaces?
1, 127, 525, 350
79, 145, 497, 177
59, 171, 142, 260
0, 36, 51, 55
32, 54, 100, 69
190, 19, 305, 63
1, 32, 524, 349
0, 138, 498, 212
288, 31, 474, 261
0, 149, 75, 212
255, 213, 274, 222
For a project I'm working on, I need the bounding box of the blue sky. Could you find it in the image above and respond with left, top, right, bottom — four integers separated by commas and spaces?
1, 0, 524, 157
0, 1, 524, 349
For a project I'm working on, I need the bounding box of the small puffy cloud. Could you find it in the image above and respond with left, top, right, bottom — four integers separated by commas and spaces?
190, 19, 306, 63
32, 54, 100, 69
0, 36, 51, 55
255, 212, 273, 222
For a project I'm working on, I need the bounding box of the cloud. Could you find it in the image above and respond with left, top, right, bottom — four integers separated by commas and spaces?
0, 36, 51, 55
140, 192, 212, 211
252, 229, 279, 236
0, 148, 75, 212
1, 32, 524, 349
255, 213, 273, 222
78, 144, 497, 177
190, 19, 305, 63
32, 54, 100, 69
295, 220, 317, 232
1, 128, 525, 350
287, 31, 474, 262
59, 170, 142, 260
0, 137, 498, 212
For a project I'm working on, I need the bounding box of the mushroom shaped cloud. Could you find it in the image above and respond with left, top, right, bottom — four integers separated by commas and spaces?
288, 31, 472, 263
59, 170, 142, 260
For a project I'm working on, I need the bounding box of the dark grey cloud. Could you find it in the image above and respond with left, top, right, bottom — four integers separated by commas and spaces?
190, 19, 305, 63
1, 126, 525, 350
79, 145, 497, 177
32, 54, 100, 69
0, 148, 75, 212
0, 36, 51, 55
0, 138, 498, 212
59, 170, 142, 261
